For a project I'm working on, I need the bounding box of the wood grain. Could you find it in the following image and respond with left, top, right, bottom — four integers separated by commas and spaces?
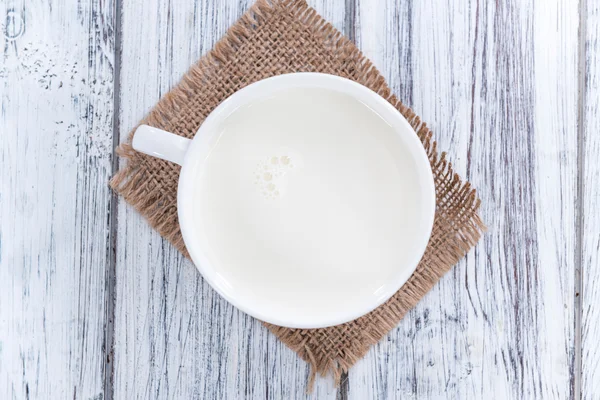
582, 0, 600, 398
0, 0, 115, 399
113, 1, 347, 398
349, 0, 579, 398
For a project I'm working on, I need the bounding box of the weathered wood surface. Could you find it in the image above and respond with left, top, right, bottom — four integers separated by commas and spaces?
582, 1, 600, 399
0, 0, 115, 399
349, 0, 581, 399
1, 0, 597, 399
113, 1, 344, 398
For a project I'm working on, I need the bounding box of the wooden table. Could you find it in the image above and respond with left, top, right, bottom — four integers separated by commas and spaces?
1, 0, 598, 398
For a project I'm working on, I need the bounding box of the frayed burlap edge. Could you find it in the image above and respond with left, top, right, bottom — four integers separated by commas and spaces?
110, 0, 486, 390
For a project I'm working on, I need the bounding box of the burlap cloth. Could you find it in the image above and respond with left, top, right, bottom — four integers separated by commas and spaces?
111, 0, 485, 388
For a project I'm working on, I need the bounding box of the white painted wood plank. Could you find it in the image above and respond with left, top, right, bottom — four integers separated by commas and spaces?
582, 1, 600, 398
349, 1, 578, 398
114, 1, 346, 398
0, 0, 115, 399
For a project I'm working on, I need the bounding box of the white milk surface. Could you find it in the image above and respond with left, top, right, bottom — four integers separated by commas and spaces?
193, 87, 423, 320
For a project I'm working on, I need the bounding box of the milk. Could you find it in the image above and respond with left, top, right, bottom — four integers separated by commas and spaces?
192, 87, 423, 319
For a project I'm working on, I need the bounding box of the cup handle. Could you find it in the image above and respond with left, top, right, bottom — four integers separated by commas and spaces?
131, 125, 191, 166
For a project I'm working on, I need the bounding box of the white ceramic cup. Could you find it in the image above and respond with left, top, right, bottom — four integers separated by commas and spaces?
132, 73, 435, 328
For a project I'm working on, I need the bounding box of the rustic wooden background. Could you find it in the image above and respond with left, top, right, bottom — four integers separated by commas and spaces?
1, 0, 598, 398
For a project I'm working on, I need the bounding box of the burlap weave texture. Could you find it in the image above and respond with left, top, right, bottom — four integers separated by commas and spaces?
111, 0, 485, 388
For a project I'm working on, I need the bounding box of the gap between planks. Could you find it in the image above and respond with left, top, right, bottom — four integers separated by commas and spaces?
104, 0, 123, 399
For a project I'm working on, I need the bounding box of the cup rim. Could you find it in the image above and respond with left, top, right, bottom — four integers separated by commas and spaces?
177, 72, 436, 328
